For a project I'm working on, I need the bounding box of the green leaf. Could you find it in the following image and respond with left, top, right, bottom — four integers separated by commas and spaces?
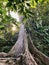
0, 25, 5, 30
30, 0, 37, 8
0, 0, 8, 2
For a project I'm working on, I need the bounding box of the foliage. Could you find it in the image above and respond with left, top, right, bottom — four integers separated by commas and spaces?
0, 0, 19, 52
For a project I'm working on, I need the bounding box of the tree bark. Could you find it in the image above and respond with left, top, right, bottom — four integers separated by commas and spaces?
28, 35, 49, 65
8, 23, 25, 57
22, 30, 38, 65
7, 23, 38, 65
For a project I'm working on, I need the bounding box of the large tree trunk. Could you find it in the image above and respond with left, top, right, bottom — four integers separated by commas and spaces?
8, 23, 25, 57
7, 23, 38, 65
28, 35, 49, 65
0, 23, 49, 65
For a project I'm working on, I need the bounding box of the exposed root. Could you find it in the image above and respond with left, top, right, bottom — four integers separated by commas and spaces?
28, 35, 49, 65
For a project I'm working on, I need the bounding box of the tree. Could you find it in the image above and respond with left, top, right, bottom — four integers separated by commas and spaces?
0, 0, 49, 65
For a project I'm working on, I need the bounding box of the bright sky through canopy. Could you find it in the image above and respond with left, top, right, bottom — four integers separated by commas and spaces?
10, 11, 20, 22
12, 24, 16, 31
